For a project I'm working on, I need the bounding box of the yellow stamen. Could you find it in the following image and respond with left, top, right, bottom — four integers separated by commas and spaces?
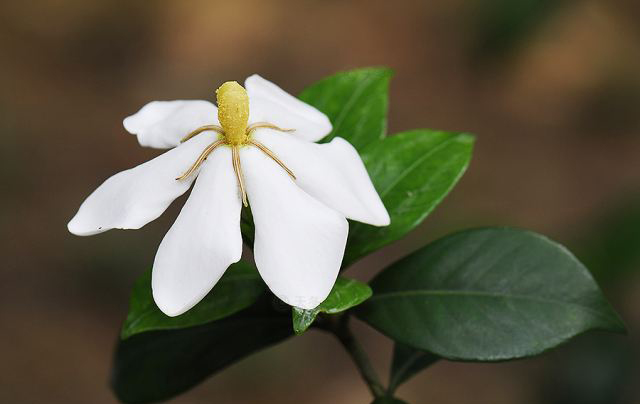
176, 81, 298, 205
176, 139, 225, 180
216, 81, 249, 145
246, 122, 295, 137
180, 125, 224, 143
231, 146, 248, 206
249, 140, 296, 180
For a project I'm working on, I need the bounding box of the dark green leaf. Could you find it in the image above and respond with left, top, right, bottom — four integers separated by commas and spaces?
299, 67, 392, 150
356, 228, 625, 361
345, 130, 474, 266
112, 297, 292, 404
292, 277, 372, 334
121, 261, 264, 339
388, 343, 439, 393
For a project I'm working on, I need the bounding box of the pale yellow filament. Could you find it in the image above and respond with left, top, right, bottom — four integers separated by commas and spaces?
246, 122, 295, 136
231, 146, 248, 207
249, 140, 296, 180
175, 139, 225, 180
180, 125, 224, 143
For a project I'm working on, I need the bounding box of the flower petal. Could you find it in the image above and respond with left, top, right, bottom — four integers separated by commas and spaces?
152, 147, 243, 316
123, 100, 219, 149
241, 146, 348, 309
253, 129, 390, 226
245, 74, 332, 142
67, 132, 217, 236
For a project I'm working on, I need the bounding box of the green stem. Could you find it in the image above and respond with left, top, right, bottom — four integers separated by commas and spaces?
330, 315, 386, 398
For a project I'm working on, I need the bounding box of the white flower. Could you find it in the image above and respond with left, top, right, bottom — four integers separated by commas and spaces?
68, 75, 390, 316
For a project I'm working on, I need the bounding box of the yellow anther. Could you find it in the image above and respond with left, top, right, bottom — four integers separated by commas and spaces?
216, 81, 249, 145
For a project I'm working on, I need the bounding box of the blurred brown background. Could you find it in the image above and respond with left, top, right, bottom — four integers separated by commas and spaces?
2, 0, 640, 403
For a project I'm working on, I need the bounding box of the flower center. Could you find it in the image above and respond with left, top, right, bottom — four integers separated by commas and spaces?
175, 81, 298, 208
216, 81, 249, 145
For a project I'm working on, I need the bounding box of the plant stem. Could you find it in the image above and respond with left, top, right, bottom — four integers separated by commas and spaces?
330, 315, 386, 398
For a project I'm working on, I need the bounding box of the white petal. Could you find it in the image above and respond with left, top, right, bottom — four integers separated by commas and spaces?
253, 129, 390, 226
152, 147, 243, 316
241, 146, 348, 309
123, 100, 219, 149
67, 132, 217, 236
245, 74, 332, 142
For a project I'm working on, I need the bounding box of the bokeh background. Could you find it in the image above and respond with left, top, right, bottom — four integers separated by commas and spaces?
2, 0, 640, 403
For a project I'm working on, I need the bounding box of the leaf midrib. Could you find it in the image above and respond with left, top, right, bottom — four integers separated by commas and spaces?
368, 289, 611, 319
331, 71, 380, 136
379, 135, 460, 196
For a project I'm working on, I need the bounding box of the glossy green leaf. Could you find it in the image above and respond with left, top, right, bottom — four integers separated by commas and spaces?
121, 261, 264, 339
292, 277, 372, 334
344, 130, 474, 266
112, 297, 292, 404
388, 343, 439, 393
299, 67, 392, 150
356, 228, 625, 361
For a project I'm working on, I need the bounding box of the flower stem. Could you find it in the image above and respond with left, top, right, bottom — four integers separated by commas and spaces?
329, 315, 386, 398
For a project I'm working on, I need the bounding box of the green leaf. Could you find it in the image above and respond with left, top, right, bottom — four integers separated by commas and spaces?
345, 130, 474, 266
356, 228, 626, 361
120, 261, 264, 339
388, 343, 439, 393
299, 67, 393, 150
292, 277, 372, 334
112, 297, 292, 404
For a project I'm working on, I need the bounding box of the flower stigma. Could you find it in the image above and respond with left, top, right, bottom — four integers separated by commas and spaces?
175, 81, 297, 207
216, 81, 249, 145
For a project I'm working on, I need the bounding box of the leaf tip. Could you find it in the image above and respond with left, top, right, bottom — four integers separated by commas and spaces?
457, 132, 476, 144
608, 314, 628, 334
119, 328, 132, 340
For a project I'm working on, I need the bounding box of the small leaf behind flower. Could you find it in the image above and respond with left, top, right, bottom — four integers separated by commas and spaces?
345, 129, 474, 266
356, 228, 625, 361
299, 67, 392, 151
292, 277, 372, 334
121, 261, 264, 339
